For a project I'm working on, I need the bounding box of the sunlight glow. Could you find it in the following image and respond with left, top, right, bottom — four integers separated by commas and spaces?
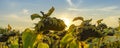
61, 18, 71, 27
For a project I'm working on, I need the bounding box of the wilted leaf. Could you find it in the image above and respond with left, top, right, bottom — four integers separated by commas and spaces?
31, 14, 42, 20
51, 17, 58, 26
8, 24, 12, 31
46, 6, 55, 16
97, 19, 103, 24
73, 17, 84, 21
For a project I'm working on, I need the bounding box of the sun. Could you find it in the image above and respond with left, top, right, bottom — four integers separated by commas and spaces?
61, 18, 71, 27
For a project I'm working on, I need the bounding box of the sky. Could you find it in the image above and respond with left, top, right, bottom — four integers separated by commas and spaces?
0, 0, 120, 31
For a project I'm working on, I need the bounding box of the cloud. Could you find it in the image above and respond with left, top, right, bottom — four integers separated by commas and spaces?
67, 6, 118, 12
97, 6, 118, 11
68, 8, 91, 12
3, 14, 31, 22
66, 0, 82, 7
22, 9, 29, 14
66, 0, 74, 6
68, 8, 79, 11
0, 14, 35, 31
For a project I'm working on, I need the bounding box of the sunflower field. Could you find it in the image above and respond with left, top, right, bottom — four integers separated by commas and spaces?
0, 7, 120, 48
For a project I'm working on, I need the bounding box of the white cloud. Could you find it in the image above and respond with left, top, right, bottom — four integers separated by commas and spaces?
67, 6, 118, 12
8, 14, 19, 19
3, 14, 31, 22
66, 0, 82, 7
97, 6, 118, 11
22, 9, 29, 14
66, 0, 74, 7
68, 8, 79, 11
68, 8, 91, 12
0, 14, 35, 31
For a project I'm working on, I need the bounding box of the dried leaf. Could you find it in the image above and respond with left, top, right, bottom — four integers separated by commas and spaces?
73, 17, 84, 21
97, 19, 103, 24
46, 7, 55, 16
31, 14, 42, 20
8, 24, 12, 31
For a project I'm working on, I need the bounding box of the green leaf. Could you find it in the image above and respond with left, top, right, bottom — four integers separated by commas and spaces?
10, 44, 18, 48
69, 39, 78, 48
60, 33, 74, 47
9, 37, 19, 48
31, 14, 42, 20
37, 42, 49, 48
22, 29, 37, 48
68, 24, 76, 32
